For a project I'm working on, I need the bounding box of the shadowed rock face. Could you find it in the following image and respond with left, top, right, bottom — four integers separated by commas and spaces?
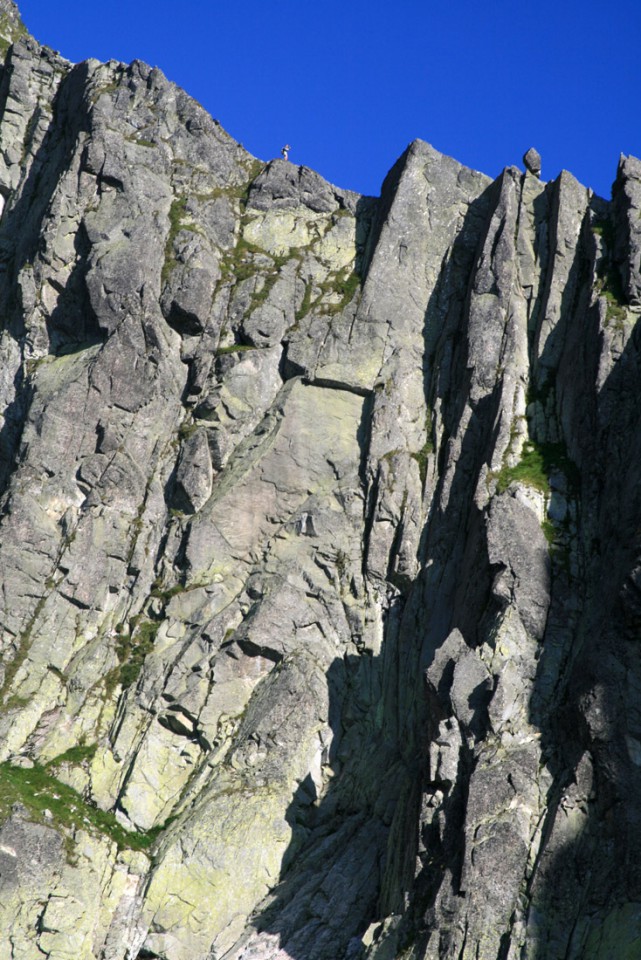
1, 13, 641, 960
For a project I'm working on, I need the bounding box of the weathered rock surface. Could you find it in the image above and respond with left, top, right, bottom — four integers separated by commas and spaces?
523, 146, 542, 177
0, 7, 641, 960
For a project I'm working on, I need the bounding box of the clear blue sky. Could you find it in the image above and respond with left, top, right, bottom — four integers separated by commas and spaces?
17, 0, 641, 200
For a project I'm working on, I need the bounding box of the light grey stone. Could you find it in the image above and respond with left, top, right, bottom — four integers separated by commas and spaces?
172, 427, 214, 514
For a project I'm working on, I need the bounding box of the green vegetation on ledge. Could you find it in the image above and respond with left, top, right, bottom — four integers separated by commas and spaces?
219, 235, 304, 319
103, 617, 160, 696
294, 267, 362, 324
116, 619, 159, 689
0, 760, 165, 852
195, 158, 265, 207
215, 343, 257, 356
493, 439, 579, 495
47, 742, 98, 769
162, 195, 201, 285
294, 280, 314, 323
593, 215, 628, 326
411, 408, 435, 486
317, 266, 361, 316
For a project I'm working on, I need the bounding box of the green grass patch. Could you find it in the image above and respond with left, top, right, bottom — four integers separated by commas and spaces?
242, 157, 265, 180
0, 761, 165, 853
316, 267, 362, 316
335, 549, 349, 580
20, 109, 41, 164
598, 265, 626, 306
494, 441, 547, 494
219, 237, 300, 318
593, 214, 628, 325
294, 267, 362, 323
2, 695, 31, 711
295, 280, 314, 323
541, 518, 556, 545
491, 439, 580, 549
333, 269, 361, 307
411, 408, 434, 486
47, 743, 98, 769
0, 593, 49, 705
125, 499, 146, 570
162, 195, 201, 285
178, 419, 199, 440
104, 618, 159, 694
168, 196, 191, 236
219, 237, 266, 283
411, 440, 434, 487
493, 440, 579, 495
194, 160, 265, 207
237, 158, 266, 208
219, 236, 360, 324
90, 79, 121, 104
118, 619, 158, 689
603, 288, 627, 327
149, 581, 184, 604
592, 220, 607, 239
247, 273, 279, 312
130, 137, 156, 149
592, 216, 616, 246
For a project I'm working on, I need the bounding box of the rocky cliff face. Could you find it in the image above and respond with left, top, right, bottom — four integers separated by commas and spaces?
1, 6, 641, 959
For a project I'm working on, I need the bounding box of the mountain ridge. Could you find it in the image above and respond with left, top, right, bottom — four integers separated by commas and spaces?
0, 8, 640, 960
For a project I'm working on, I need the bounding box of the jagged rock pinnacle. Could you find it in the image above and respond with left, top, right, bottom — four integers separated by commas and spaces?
523, 145, 542, 177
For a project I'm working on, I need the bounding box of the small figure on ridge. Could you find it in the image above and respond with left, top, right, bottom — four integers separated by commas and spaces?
281, 144, 291, 161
